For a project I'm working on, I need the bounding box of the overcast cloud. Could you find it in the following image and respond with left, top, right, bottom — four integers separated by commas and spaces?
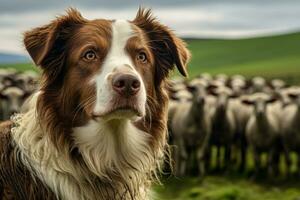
0, 0, 300, 54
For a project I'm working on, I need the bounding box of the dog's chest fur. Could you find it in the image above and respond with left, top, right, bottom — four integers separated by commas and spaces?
0, 110, 155, 200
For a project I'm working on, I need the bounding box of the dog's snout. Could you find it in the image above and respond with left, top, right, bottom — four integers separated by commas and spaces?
112, 74, 140, 96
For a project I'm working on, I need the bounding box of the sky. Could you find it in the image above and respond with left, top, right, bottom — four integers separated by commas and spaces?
1, 0, 300, 55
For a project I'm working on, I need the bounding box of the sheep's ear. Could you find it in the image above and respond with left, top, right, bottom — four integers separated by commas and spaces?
133, 8, 190, 80
229, 93, 239, 98
23, 8, 85, 72
241, 99, 254, 105
288, 93, 298, 100
207, 85, 218, 96
170, 94, 180, 101
186, 85, 197, 93
266, 97, 277, 104
0, 93, 7, 100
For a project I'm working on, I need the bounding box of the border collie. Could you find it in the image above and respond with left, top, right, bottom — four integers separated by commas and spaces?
0, 8, 190, 200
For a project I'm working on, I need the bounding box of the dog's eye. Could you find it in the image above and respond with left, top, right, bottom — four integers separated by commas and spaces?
84, 50, 97, 60
137, 52, 147, 63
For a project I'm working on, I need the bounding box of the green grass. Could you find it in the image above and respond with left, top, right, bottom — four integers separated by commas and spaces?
154, 176, 300, 200
154, 147, 300, 200
0, 62, 37, 72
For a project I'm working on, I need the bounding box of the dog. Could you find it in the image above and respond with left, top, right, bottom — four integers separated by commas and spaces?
0, 8, 190, 200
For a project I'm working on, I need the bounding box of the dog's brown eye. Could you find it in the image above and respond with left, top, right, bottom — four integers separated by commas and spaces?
84, 50, 96, 60
137, 52, 147, 63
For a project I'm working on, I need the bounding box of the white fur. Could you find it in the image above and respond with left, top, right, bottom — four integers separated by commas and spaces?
92, 20, 146, 117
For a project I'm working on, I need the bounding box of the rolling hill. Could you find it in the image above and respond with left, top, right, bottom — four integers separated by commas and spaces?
184, 32, 300, 83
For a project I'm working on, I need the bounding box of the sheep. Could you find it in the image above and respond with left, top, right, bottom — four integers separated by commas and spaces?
197, 73, 212, 82
251, 76, 266, 92
15, 70, 39, 93
171, 86, 211, 178
229, 96, 253, 171
215, 74, 229, 84
0, 86, 28, 120
271, 79, 286, 91
168, 82, 187, 94
249, 76, 272, 94
280, 87, 300, 176
242, 93, 281, 177
187, 78, 216, 113
275, 86, 300, 107
230, 75, 247, 96
170, 89, 192, 102
168, 90, 192, 135
209, 85, 236, 171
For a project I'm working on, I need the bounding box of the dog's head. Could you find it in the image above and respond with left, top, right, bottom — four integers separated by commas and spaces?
23, 8, 190, 149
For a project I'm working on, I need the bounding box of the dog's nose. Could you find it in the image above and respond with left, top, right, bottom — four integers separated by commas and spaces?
112, 74, 140, 96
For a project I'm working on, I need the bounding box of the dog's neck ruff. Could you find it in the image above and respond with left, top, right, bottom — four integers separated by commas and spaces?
10, 100, 158, 200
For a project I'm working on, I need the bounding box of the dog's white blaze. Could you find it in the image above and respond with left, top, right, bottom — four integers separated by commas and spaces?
93, 20, 146, 116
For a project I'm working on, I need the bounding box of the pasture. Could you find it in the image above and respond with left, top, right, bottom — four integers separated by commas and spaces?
0, 32, 300, 200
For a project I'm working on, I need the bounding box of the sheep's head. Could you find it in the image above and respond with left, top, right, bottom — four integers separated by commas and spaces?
286, 86, 300, 106
230, 76, 247, 96
241, 93, 277, 117
209, 85, 236, 111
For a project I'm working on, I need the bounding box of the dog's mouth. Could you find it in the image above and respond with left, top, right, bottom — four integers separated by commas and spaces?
92, 103, 144, 120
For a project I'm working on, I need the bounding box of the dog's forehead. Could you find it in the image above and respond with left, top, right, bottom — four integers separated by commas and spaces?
86, 19, 140, 40
109, 20, 134, 55
112, 20, 133, 37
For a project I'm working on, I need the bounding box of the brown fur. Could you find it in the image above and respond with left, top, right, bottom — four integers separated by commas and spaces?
0, 121, 56, 199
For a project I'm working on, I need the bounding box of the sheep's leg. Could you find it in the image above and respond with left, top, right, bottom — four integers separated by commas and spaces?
283, 147, 291, 177
197, 131, 211, 178
224, 144, 232, 171
297, 151, 300, 177
196, 147, 205, 179
268, 148, 279, 178
273, 148, 280, 177
179, 140, 188, 177
173, 139, 181, 176
204, 145, 211, 172
216, 144, 221, 171
253, 148, 261, 178
239, 135, 247, 172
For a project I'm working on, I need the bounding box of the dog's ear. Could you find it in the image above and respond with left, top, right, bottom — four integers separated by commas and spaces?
23, 8, 85, 76
133, 8, 190, 80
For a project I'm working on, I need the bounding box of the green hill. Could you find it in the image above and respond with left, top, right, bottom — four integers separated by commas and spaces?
184, 32, 300, 83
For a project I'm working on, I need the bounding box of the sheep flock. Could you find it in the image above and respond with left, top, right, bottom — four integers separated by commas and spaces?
168, 73, 300, 179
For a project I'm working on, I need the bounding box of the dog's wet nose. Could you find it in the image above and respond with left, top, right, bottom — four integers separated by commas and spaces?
112, 74, 140, 96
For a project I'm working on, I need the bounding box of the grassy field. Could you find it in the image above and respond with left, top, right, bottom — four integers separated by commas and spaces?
1, 32, 300, 200
154, 175, 300, 200
154, 148, 300, 200
184, 32, 300, 84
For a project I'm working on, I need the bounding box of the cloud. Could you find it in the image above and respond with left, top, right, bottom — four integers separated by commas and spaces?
0, 0, 300, 54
